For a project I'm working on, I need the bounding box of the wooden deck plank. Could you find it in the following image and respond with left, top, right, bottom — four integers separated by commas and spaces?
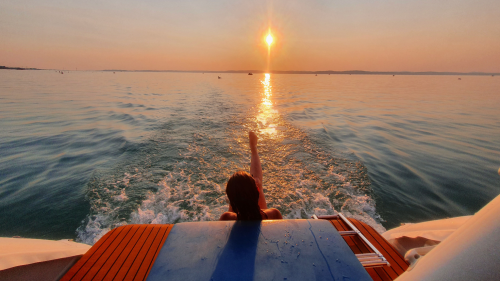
102, 225, 149, 280
337, 218, 352, 231
133, 225, 172, 281
328, 219, 361, 254
137, 225, 173, 281
344, 236, 363, 254
349, 219, 408, 274
330, 219, 347, 231
123, 226, 162, 280
326, 217, 408, 281
113, 226, 156, 280
328, 219, 371, 254
91, 225, 141, 280
374, 267, 393, 281
351, 235, 371, 253
346, 219, 404, 279
365, 268, 383, 281
59, 228, 117, 281
61, 224, 173, 281
79, 225, 135, 280
353, 220, 406, 267
61, 226, 128, 281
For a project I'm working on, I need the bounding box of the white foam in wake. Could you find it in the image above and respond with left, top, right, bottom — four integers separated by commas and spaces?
77, 103, 385, 244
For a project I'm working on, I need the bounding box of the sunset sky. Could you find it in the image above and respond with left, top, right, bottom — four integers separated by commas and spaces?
1, 0, 499, 72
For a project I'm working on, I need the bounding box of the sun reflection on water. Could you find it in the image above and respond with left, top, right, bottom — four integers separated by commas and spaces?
257, 73, 279, 135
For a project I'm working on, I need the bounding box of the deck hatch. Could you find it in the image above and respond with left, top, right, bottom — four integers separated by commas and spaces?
147, 219, 371, 281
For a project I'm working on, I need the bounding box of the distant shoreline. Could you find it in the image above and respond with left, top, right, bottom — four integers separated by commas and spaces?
102, 69, 500, 76
0, 66, 40, 70
1, 66, 498, 76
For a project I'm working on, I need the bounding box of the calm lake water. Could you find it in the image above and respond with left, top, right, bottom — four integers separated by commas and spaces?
1, 70, 499, 244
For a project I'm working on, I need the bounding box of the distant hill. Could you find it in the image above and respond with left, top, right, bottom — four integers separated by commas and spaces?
0, 66, 39, 70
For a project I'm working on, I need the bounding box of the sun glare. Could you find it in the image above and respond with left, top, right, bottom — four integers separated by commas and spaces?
266, 34, 273, 46
265, 30, 273, 72
257, 73, 277, 136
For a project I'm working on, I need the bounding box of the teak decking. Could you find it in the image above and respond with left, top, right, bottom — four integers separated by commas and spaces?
327, 217, 409, 281
61, 219, 407, 281
60, 224, 172, 281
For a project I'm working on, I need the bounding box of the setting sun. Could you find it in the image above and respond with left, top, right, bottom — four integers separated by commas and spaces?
266, 34, 273, 46
1, 1, 500, 279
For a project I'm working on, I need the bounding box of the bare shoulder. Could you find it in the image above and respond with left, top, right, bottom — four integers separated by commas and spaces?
219, 212, 237, 221
264, 208, 283, 220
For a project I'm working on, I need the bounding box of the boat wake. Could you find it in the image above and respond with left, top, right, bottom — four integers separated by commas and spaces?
77, 83, 385, 245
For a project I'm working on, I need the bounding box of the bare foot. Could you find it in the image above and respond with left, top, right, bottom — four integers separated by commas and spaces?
249, 131, 258, 150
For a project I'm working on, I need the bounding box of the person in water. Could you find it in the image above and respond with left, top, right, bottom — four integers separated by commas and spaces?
220, 131, 283, 220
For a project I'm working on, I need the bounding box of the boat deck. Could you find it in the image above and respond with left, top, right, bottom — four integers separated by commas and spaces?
60, 225, 172, 281
327, 217, 409, 281
61, 218, 408, 281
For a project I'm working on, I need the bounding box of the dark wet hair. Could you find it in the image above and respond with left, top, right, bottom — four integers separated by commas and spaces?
226, 171, 262, 220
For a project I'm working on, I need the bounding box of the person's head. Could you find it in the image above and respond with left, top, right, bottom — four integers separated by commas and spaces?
226, 171, 262, 220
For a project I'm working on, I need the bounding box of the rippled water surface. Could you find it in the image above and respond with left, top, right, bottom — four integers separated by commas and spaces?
1, 70, 499, 243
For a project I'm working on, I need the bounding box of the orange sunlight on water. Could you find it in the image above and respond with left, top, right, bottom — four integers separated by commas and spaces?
257, 73, 278, 136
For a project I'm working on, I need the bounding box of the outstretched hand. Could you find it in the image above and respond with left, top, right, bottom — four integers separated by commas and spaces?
249, 131, 258, 150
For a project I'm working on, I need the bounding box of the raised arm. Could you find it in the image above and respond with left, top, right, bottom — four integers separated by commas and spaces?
249, 131, 267, 210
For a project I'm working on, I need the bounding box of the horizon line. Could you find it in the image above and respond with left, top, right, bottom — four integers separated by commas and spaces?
1, 66, 499, 75
100, 69, 500, 75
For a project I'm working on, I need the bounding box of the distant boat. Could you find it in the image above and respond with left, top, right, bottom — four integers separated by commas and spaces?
248, 73, 253, 75
315, 74, 317, 76
218, 76, 221, 79
458, 78, 461, 80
